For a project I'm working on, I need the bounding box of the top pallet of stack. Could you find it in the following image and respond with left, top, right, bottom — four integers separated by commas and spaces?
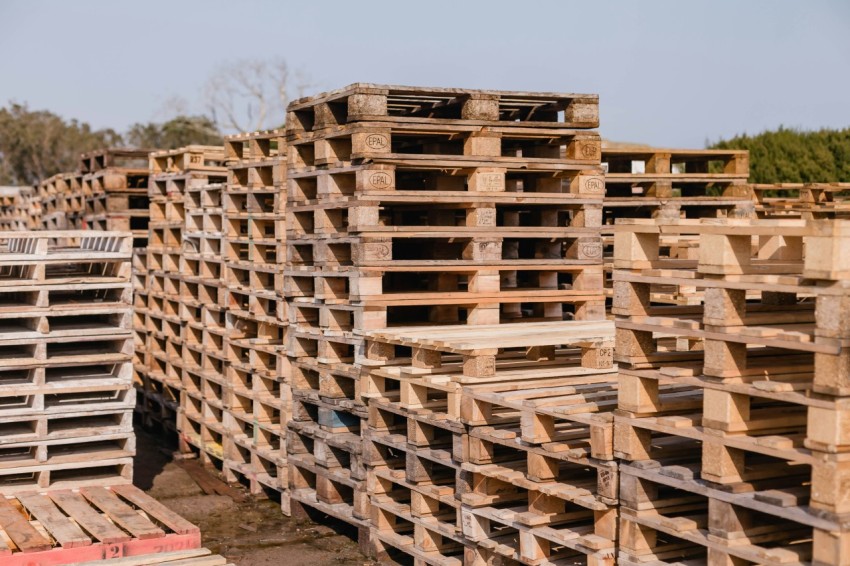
79, 148, 154, 174
150, 146, 227, 175
224, 130, 286, 163
286, 83, 600, 133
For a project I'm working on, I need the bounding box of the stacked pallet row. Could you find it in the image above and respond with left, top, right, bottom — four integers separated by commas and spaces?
80, 148, 152, 246
79, 148, 155, 422
0, 231, 135, 493
612, 218, 850, 565
177, 171, 228, 467
600, 147, 752, 303
37, 172, 83, 230
17, 185, 41, 229
142, 146, 226, 437
283, 84, 607, 551
203, 130, 289, 501
63, 173, 86, 229
361, 322, 618, 565
752, 182, 850, 218
0, 186, 29, 230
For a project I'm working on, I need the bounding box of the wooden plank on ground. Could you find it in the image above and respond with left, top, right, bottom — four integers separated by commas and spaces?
74, 548, 228, 565
177, 459, 247, 503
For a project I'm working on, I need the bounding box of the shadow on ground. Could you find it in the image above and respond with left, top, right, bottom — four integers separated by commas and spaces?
133, 427, 374, 565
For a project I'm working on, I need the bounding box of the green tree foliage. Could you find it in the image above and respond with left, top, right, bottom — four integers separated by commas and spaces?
125, 115, 221, 150
0, 103, 121, 185
711, 126, 850, 183
0, 103, 223, 186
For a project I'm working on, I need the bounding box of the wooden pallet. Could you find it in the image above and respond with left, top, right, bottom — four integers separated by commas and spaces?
289, 123, 601, 169
753, 182, 850, 219
368, 461, 468, 565
80, 148, 152, 174
617, 461, 841, 566
287, 84, 600, 131
224, 129, 286, 163
150, 146, 227, 175
0, 484, 201, 565
288, 162, 604, 204
603, 146, 747, 178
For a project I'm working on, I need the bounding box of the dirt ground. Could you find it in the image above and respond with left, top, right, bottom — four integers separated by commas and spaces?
133, 428, 375, 566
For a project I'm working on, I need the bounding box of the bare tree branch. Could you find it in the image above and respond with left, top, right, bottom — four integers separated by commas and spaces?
203, 57, 305, 133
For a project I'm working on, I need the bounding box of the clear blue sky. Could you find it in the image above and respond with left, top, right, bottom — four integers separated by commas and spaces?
1, 0, 848, 147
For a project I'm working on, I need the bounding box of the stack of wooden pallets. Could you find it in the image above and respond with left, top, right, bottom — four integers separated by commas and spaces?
142, 146, 226, 437
37, 173, 83, 231
602, 147, 752, 221
752, 182, 850, 219
362, 322, 617, 565
131, 246, 149, 429
612, 217, 850, 566
17, 185, 41, 229
178, 176, 228, 468
0, 186, 29, 231
219, 130, 289, 502
283, 83, 606, 552
63, 174, 86, 230
35, 175, 62, 230
80, 148, 152, 246
0, 231, 135, 493
600, 147, 753, 302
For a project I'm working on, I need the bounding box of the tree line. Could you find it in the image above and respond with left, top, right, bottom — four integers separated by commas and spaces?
710, 126, 850, 184
0, 103, 220, 185
0, 57, 308, 186
1, 90, 847, 187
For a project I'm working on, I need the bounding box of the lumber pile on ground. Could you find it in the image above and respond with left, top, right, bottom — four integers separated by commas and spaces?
177, 176, 227, 467
80, 148, 153, 246
0, 231, 135, 492
612, 217, 850, 565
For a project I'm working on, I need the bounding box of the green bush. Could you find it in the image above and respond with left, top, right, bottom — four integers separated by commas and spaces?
710, 126, 850, 183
